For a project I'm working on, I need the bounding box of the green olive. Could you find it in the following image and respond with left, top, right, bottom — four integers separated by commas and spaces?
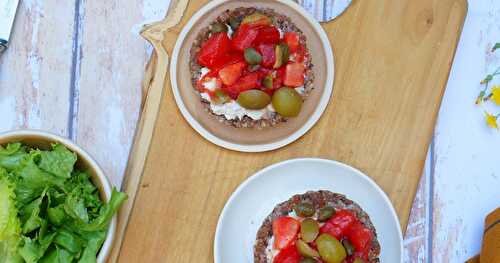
341, 239, 355, 256
294, 202, 315, 217
300, 258, 316, 263
272, 87, 303, 117
237, 90, 271, 110
229, 17, 241, 30
318, 206, 336, 222
211, 22, 227, 33
300, 219, 319, 242
353, 259, 366, 263
262, 75, 273, 89
273, 43, 289, 68
296, 239, 320, 258
212, 89, 230, 104
241, 12, 271, 26
244, 48, 262, 65
316, 234, 347, 263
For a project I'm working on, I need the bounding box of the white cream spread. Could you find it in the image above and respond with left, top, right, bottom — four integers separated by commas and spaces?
200, 67, 210, 78
226, 24, 234, 38
202, 77, 219, 91
295, 86, 305, 95
202, 93, 275, 120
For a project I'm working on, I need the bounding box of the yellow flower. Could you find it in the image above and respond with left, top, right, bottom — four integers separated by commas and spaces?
492, 86, 500, 105
485, 112, 498, 129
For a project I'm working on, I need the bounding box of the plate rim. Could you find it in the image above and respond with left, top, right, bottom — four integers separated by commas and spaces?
213, 158, 404, 262
170, 0, 335, 153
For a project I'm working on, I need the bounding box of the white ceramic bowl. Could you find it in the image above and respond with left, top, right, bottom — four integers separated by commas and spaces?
170, 0, 335, 152
214, 158, 403, 262
0, 130, 116, 263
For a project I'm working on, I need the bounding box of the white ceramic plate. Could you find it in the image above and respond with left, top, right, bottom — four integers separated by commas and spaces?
170, 0, 335, 152
214, 158, 403, 262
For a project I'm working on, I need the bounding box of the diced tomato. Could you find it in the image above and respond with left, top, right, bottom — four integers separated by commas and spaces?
274, 67, 286, 89
255, 26, 281, 45
272, 244, 301, 263
223, 72, 262, 99
347, 221, 373, 253
211, 52, 244, 70
294, 45, 307, 64
218, 62, 246, 86
232, 24, 260, 51
284, 32, 300, 53
272, 217, 300, 250
258, 44, 276, 68
320, 210, 356, 239
284, 63, 305, 87
197, 32, 231, 67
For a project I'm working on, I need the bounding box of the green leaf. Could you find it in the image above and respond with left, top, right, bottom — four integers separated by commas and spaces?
0, 171, 22, 263
39, 247, 74, 263
53, 229, 83, 254
64, 189, 89, 223
492, 43, 500, 52
18, 233, 55, 263
39, 144, 77, 179
0, 143, 27, 172
74, 188, 127, 232
47, 205, 67, 226
77, 231, 106, 263
20, 191, 46, 234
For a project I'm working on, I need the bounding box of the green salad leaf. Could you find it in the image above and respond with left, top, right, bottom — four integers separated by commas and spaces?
0, 143, 127, 263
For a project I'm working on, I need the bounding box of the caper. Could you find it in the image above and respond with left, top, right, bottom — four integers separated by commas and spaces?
229, 17, 241, 30
272, 87, 303, 117
316, 234, 347, 263
341, 239, 355, 256
262, 75, 273, 89
293, 202, 315, 217
244, 48, 262, 65
300, 218, 319, 242
318, 206, 336, 222
237, 90, 271, 109
212, 89, 230, 104
353, 259, 366, 263
241, 12, 271, 26
296, 239, 320, 258
300, 258, 316, 263
211, 22, 228, 33
274, 43, 289, 68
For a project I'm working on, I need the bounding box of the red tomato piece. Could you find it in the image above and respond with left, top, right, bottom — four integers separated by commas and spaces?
274, 67, 286, 89
258, 44, 276, 68
272, 244, 301, 263
232, 24, 260, 51
347, 221, 373, 253
319, 221, 343, 240
197, 32, 231, 67
284, 32, 300, 53
320, 210, 356, 239
284, 63, 305, 87
255, 26, 281, 45
223, 72, 262, 99
272, 217, 300, 250
293, 45, 307, 64
218, 62, 246, 86
211, 52, 244, 70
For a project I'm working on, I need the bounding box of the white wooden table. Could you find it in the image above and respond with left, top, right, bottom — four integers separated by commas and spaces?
1, 0, 499, 261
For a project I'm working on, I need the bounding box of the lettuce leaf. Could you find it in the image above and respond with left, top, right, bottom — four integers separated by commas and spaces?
0, 168, 22, 263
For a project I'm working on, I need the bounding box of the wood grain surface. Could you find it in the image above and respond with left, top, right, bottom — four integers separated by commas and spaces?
2, 0, 500, 262
116, 0, 466, 261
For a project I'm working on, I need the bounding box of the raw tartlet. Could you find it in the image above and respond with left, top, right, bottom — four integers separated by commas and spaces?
254, 191, 381, 263
189, 7, 314, 128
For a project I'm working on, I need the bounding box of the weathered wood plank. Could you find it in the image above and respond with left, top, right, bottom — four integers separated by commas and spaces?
432, 0, 500, 261
0, 0, 75, 136
72, 0, 170, 187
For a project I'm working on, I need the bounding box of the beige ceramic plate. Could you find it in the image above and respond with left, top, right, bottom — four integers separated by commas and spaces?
0, 130, 116, 263
170, 0, 334, 152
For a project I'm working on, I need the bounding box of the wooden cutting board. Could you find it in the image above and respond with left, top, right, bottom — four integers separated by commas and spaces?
111, 0, 467, 261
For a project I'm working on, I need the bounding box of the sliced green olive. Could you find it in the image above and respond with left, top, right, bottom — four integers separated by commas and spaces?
318, 206, 336, 222
262, 75, 273, 89
341, 239, 355, 256
273, 43, 289, 68
301, 218, 319, 242
296, 239, 320, 258
211, 22, 228, 33
294, 202, 315, 217
241, 12, 271, 26
316, 234, 347, 263
272, 87, 303, 117
244, 48, 262, 65
237, 90, 271, 110
212, 89, 230, 104
300, 258, 316, 263
229, 17, 241, 30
